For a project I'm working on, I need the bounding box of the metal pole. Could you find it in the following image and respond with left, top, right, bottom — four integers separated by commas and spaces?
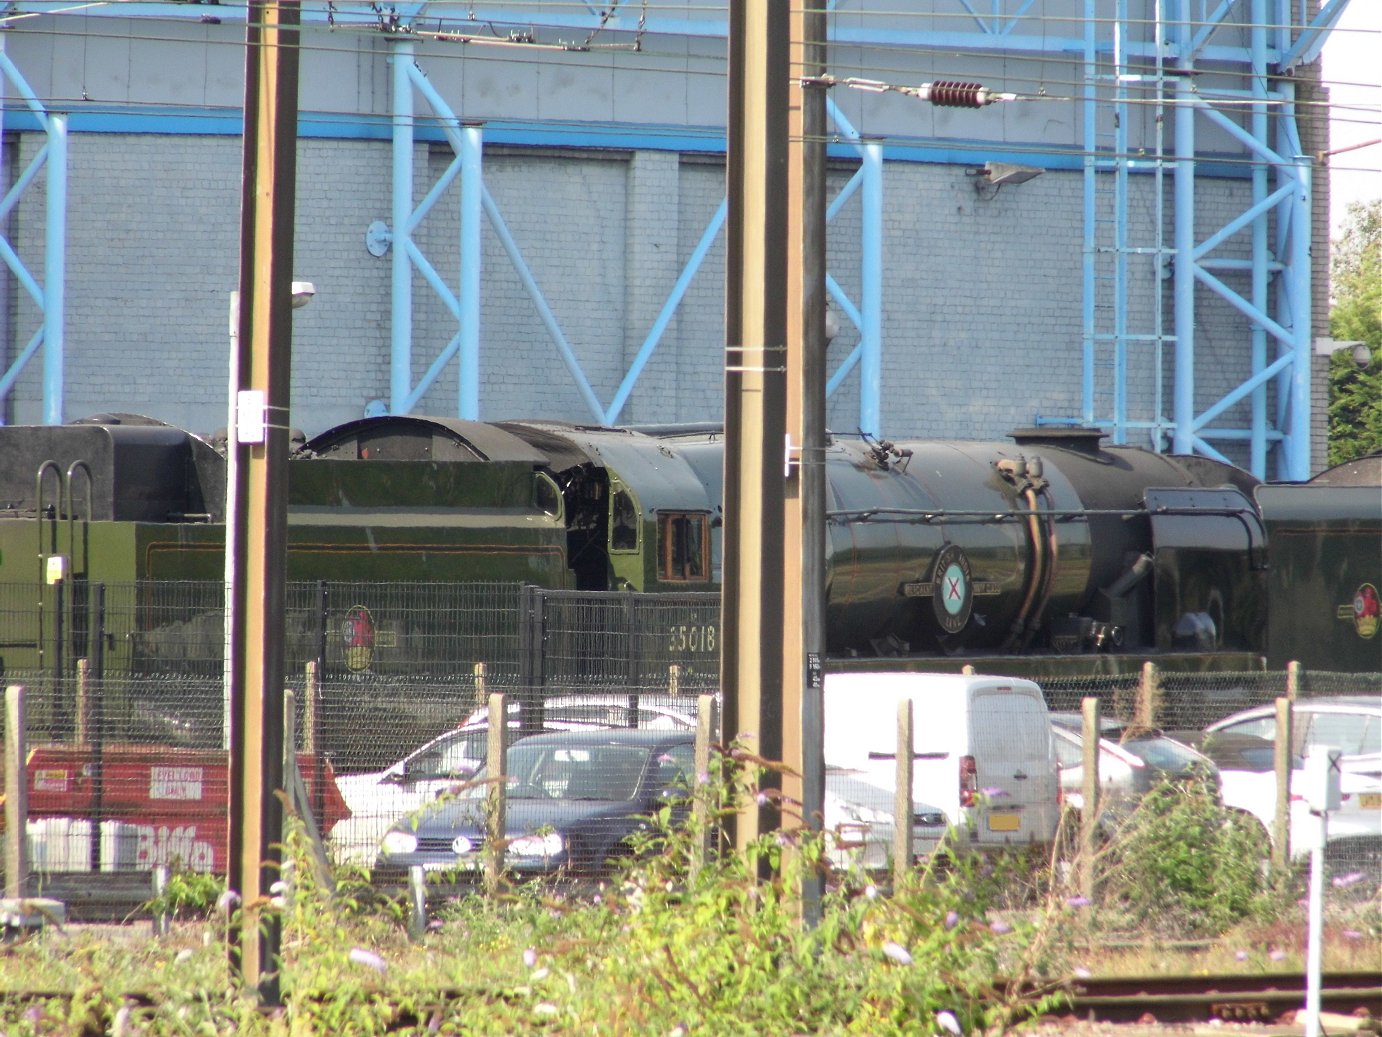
459, 125, 482, 419
1171, 8, 1196, 458
226, 0, 302, 1002
41, 113, 66, 425
789, 0, 829, 922
390, 38, 415, 414
859, 141, 882, 437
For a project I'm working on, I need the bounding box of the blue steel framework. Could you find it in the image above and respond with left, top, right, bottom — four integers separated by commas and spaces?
0, 1, 1350, 479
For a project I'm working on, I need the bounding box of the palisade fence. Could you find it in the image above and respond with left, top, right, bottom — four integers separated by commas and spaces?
0, 578, 1378, 904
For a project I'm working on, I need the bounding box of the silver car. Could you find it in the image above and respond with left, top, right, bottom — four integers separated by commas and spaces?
1050, 714, 1219, 824
1204, 696, 1382, 782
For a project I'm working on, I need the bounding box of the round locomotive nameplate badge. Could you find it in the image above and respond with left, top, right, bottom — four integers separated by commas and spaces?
932, 544, 973, 634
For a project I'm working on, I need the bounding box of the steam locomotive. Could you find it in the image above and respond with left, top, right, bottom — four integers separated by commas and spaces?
0, 413, 1377, 677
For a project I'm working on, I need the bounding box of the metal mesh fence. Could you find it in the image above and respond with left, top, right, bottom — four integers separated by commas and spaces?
1, 580, 1377, 918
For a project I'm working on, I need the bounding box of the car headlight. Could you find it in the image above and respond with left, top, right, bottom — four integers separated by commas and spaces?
380, 830, 418, 856
507, 832, 564, 858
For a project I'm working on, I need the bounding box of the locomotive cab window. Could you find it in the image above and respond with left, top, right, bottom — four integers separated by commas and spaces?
534, 472, 562, 519
659, 512, 709, 581
610, 488, 639, 552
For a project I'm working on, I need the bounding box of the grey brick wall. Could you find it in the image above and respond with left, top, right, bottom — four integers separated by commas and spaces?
1, 129, 1282, 472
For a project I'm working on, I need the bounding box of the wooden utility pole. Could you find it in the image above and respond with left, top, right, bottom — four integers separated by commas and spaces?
787, 0, 829, 915
226, 0, 302, 1003
723, 0, 828, 900
723, 0, 790, 861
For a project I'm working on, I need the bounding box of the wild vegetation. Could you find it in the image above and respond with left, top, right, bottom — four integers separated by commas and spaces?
1327, 198, 1382, 465
1, 755, 1376, 1035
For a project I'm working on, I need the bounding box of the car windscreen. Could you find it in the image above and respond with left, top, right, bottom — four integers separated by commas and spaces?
406, 730, 488, 779
1305, 711, 1380, 757
463, 744, 655, 801
1120, 736, 1211, 775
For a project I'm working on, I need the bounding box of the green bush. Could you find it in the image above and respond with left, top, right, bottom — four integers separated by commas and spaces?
145, 863, 226, 921
1099, 778, 1278, 935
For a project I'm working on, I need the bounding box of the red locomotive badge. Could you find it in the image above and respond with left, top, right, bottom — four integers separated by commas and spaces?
342, 605, 377, 671
1338, 583, 1380, 640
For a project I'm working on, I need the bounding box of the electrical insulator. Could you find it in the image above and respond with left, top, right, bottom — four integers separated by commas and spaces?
924, 81, 990, 108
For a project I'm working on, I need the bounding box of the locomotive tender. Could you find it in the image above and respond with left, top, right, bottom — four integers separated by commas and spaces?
0, 413, 1377, 676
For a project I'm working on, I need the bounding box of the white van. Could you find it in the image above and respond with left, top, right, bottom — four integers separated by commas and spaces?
823, 672, 1061, 857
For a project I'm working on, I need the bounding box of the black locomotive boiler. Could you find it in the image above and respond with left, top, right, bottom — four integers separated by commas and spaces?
1, 414, 1377, 676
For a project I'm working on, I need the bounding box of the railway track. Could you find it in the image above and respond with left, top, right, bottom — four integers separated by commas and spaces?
1057, 971, 1382, 1025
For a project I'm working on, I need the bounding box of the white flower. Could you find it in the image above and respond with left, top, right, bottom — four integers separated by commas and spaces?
935, 1010, 963, 1035
882, 941, 913, 966
523, 947, 538, 968
349, 947, 387, 973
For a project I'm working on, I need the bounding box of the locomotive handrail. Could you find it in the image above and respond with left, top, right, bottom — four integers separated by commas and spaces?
34, 459, 63, 556
64, 460, 92, 579
825, 505, 1259, 523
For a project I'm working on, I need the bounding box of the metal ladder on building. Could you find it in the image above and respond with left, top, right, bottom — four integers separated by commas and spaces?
1076, 0, 1176, 449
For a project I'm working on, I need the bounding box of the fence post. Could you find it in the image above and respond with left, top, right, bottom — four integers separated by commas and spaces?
484, 692, 508, 895
5, 685, 28, 899
623, 591, 638, 723
1079, 696, 1101, 902
407, 865, 427, 941
1136, 662, 1160, 728
75, 658, 89, 744
668, 664, 681, 697
690, 693, 716, 882
961, 664, 975, 676
1272, 696, 1293, 870
302, 662, 318, 755
517, 587, 545, 738
893, 699, 914, 891
152, 864, 172, 938
1286, 660, 1301, 701
473, 662, 487, 709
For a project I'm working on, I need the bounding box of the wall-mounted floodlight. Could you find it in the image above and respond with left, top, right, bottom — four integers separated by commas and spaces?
968, 162, 1044, 199
1313, 337, 1371, 370
290, 281, 316, 309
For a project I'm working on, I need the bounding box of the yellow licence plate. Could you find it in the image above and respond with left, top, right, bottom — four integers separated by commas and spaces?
987, 812, 1021, 833
1360, 792, 1381, 810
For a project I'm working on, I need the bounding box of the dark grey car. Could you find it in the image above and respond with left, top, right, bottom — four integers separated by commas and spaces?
376, 728, 696, 876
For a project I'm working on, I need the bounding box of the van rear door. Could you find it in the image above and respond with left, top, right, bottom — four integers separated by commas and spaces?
968, 686, 1058, 846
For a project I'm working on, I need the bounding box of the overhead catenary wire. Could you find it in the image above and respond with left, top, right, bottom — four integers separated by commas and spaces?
0, 1, 1371, 179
